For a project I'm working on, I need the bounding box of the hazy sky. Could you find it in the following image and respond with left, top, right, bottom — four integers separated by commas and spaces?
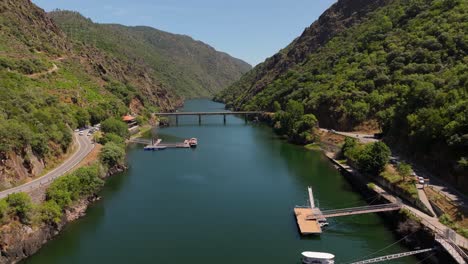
32, 0, 336, 66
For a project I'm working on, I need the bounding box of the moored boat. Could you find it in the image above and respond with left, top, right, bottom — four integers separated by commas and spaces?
189, 138, 198, 148
301, 251, 335, 264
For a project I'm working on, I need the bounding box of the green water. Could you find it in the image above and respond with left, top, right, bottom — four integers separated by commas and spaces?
24, 99, 417, 264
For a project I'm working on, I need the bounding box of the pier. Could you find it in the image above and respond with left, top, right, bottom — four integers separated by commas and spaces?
294, 187, 401, 235
154, 111, 264, 124
129, 138, 196, 150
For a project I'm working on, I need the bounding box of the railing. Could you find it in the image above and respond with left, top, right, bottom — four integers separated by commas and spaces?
309, 203, 401, 219
349, 248, 434, 264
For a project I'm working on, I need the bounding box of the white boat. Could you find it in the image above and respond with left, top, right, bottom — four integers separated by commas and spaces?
189, 138, 198, 148
302, 251, 335, 264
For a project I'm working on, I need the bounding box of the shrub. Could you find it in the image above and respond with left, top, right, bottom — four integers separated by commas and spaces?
0, 199, 8, 222
74, 166, 104, 196
39, 200, 62, 224
99, 133, 124, 146
100, 142, 125, 168
6, 193, 33, 224
101, 118, 129, 138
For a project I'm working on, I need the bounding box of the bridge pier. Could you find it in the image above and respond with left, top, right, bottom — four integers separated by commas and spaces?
223, 114, 226, 124
175, 115, 179, 126
198, 114, 201, 125
244, 114, 248, 124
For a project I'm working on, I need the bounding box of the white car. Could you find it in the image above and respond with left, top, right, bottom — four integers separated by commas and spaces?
79, 131, 84, 136
418, 179, 425, 184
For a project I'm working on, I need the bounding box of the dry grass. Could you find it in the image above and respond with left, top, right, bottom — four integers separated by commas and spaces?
426, 187, 468, 230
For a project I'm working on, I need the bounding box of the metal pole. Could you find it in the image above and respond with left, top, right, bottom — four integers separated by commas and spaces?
308, 186, 315, 208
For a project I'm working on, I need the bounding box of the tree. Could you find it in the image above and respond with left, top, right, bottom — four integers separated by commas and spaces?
397, 162, 412, 180
100, 142, 125, 168
273, 101, 281, 112
285, 100, 304, 122
6, 193, 33, 224
359, 142, 391, 175
99, 133, 125, 146
342, 137, 358, 157
74, 166, 104, 196
39, 200, 63, 224
0, 199, 8, 222
75, 108, 90, 128
101, 118, 129, 138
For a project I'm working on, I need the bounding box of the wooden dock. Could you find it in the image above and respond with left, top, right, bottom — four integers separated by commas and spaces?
294, 207, 323, 235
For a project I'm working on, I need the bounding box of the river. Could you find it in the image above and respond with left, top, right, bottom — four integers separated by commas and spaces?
24, 99, 417, 264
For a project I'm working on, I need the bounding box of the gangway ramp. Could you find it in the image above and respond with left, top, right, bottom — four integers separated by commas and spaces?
309, 203, 402, 219
349, 248, 434, 264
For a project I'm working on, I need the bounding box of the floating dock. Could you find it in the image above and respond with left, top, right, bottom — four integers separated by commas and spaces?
294, 186, 324, 235
144, 138, 194, 151
294, 207, 322, 235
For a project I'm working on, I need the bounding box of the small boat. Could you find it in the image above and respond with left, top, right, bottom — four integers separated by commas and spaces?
188, 138, 198, 148
318, 219, 329, 227
302, 251, 335, 264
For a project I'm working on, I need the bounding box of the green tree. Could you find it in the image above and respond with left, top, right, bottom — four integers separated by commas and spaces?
74, 166, 104, 196
101, 118, 129, 138
359, 142, 391, 175
397, 162, 412, 180
39, 200, 63, 224
273, 101, 281, 112
6, 193, 33, 224
75, 108, 90, 128
0, 199, 8, 222
99, 133, 125, 146
100, 142, 125, 168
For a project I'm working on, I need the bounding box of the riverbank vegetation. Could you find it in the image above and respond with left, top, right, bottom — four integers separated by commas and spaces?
217, 0, 468, 191
341, 138, 417, 198
272, 100, 318, 144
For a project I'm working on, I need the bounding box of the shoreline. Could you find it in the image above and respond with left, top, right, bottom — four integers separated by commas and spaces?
310, 146, 465, 263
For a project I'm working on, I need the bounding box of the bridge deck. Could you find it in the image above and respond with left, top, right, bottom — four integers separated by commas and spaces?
155, 111, 263, 116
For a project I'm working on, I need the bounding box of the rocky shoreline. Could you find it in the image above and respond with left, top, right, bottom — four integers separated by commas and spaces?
0, 165, 126, 264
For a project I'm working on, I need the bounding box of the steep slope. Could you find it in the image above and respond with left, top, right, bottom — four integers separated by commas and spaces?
215, 0, 392, 108
217, 0, 467, 189
0, 0, 179, 188
49, 11, 252, 98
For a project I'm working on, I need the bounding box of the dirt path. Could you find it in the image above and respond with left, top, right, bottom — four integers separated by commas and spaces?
28, 63, 58, 78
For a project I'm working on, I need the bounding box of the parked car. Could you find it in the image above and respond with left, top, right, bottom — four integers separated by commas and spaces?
418, 179, 425, 184
79, 131, 84, 136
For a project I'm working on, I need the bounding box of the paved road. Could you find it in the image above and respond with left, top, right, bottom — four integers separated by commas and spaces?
0, 130, 94, 199
319, 128, 379, 143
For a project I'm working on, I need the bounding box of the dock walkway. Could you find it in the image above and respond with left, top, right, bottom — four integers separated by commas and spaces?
324, 152, 468, 263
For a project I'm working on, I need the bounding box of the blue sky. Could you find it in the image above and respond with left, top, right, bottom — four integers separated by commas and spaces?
32, 0, 336, 66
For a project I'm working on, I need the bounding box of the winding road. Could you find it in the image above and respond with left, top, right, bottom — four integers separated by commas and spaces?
0, 130, 94, 199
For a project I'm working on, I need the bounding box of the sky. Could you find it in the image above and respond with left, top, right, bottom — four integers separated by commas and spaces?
32, 0, 336, 66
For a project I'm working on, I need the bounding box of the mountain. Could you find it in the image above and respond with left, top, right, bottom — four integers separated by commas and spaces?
216, 0, 467, 189
49, 11, 252, 98
0, 0, 247, 188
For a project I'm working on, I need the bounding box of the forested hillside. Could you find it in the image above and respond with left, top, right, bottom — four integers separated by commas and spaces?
0, 0, 247, 188
49, 11, 251, 98
217, 0, 467, 189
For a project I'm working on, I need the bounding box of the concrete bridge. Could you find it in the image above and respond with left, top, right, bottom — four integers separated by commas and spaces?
154, 111, 264, 124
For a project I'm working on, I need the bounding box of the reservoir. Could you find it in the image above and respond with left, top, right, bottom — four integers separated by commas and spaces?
24, 99, 417, 264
